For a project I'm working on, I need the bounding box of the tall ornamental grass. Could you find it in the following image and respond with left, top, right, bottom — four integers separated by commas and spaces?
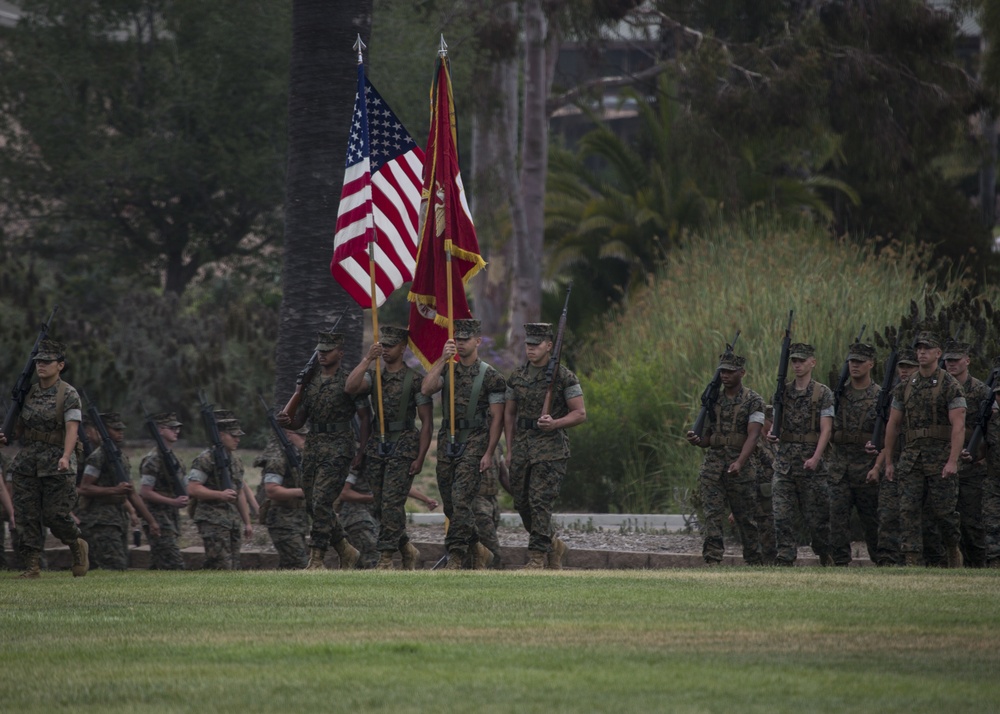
564, 216, 985, 512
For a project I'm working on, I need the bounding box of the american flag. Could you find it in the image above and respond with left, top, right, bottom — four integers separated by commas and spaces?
331, 65, 424, 308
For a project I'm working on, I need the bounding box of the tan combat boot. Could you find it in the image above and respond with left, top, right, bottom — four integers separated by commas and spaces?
472, 543, 493, 570
547, 538, 568, 570
69, 538, 89, 577
334, 539, 360, 570
523, 551, 546, 570
305, 547, 327, 570
400, 542, 420, 571
947, 544, 964, 569
19, 552, 41, 579
375, 552, 395, 570
443, 550, 464, 570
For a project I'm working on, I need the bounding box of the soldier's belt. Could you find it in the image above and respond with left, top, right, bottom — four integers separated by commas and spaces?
832, 431, 869, 445
311, 421, 352, 434
21, 428, 64, 447
779, 432, 820, 444
707, 434, 745, 448
453, 414, 486, 430
386, 418, 416, 433
517, 417, 540, 431
273, 497, 305, 509
90, 494, 127, 505
908, 426, 951, 441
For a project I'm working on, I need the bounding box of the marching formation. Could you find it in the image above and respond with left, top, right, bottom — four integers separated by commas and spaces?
0, 315, 586, 576
687, 322, 1000, 569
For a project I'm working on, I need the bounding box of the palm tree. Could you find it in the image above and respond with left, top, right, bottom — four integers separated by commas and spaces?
274, 0, 371, 403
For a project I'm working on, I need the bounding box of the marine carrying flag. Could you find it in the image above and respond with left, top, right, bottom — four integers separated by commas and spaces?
407, 56, 485, 368
331, 64, 424, 308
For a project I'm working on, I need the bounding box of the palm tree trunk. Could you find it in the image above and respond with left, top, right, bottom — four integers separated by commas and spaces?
274, 0, 371, 404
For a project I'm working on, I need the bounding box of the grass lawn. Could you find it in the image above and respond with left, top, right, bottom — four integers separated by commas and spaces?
1, 568, 998, 713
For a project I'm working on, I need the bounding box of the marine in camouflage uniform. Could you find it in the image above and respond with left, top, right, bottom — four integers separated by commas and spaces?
686, 350, 764, 566
768, 342, 835, 566
976, 381, 1000, 567
423, 319, 506, 569
339, 470, 378, 569
186, 411, 252, 570
869, 348, 919, 566
79, 412, 161, 571
505, 323, 586, 570
828, 342, 880, 565
943, 340, 990, 568
2, 339, 89, 577
139, 412, 188, 570
279, 331, 368, 570
883, 332, 967, 567
346, 326, 433, 570
254, 431, 309, 570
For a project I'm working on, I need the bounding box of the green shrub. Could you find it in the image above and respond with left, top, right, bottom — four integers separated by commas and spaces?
562, 214, 989, 512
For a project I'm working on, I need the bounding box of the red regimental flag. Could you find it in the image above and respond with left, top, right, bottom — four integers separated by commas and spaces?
331, 63, 424, 308
407, 57, 485, 368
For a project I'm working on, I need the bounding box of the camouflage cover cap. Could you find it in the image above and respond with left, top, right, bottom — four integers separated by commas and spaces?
99, 412, 126, 430
897, 347, 918, 366
378, 325, 409, 347
33, 339, 66, 362
847, 342, 876, 362
453, 318, 481, 339
315, 332, 345, 351
789, 343, 815, 359
718, 351, 746, 370
913, 331, 940, 349
942, 340, 971, 360
152, 412, 182, 428
524, 323, 554, 345
213, 409, 245, 436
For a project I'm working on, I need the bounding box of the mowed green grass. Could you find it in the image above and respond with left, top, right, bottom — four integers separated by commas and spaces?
1, 568, 998, 713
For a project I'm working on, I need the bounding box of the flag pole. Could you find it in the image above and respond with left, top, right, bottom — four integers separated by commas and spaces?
355, 34, 387, 450
439, 36, 457, 452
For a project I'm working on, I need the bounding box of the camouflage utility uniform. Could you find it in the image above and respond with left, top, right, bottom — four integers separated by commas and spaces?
437, 359, 506, 560
300, 369, 368, 553
751, 439, 778, 565
340, 470, 378, 569
828, 382, 880, 565
981, 396, 1000, 566
696, 386, 765, 565
506, 362, 581, 556
772, 379, 835, 564
10, 380, 84, 563
891, 368, 966, 561
139, 449, 187, 570
957, 374, 990, 567
474, 459, 503, 567
256, 443, 309, 569
79, 447, 132, 570
359, 364, 430, 555
188, 450, 246, 570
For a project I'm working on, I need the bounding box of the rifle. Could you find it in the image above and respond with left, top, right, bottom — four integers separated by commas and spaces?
965, 365, 1000, 460
833, 324, 867, 416
1, 306, 59, 439
198, 392, 234, 492
541, 282, 573, 418
768, 310, 794, 439
282, 306, 351, 420
258, 392, 303, 473
690, 330, 741, 438
140, 402, 187, 498
870, 344, 900, 453
81, 391, 131, 485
